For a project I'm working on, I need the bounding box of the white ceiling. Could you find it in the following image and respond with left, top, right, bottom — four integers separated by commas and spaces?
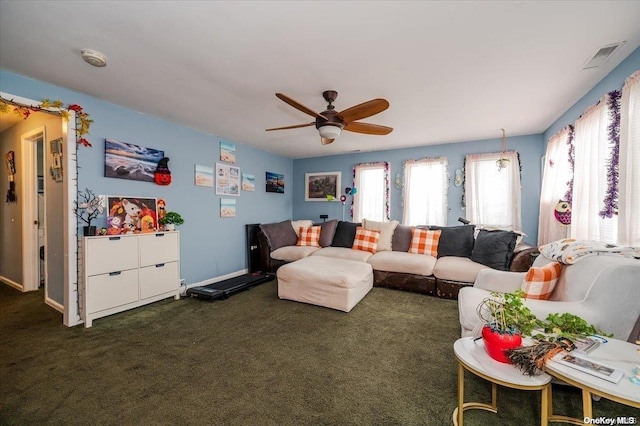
1, 1, 639, 159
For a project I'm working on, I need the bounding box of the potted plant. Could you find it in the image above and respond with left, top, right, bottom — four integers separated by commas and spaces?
477, 290, 537, 363
159, 211, 184, 231
74, 188, 105, 236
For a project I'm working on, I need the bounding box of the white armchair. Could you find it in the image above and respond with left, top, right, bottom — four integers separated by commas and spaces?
458, 253, 640, 341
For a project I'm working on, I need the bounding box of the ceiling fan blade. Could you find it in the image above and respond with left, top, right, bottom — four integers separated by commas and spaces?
276, 93, 325, 120
344, 122, 393, 135
321, 137, 335, 145
338, 99, 389, 123
265, 122, 315, 131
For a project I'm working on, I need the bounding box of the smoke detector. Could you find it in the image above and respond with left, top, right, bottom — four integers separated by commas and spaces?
81, 49, 107, 67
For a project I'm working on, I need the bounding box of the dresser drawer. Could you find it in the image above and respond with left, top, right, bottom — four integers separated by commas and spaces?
139, 232, 179, 267
85, 236, 138, 276
85, 269, 139, 314
139, 261, 179, 299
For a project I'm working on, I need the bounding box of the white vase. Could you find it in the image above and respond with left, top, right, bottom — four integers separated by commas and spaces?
165, 224, 175, 231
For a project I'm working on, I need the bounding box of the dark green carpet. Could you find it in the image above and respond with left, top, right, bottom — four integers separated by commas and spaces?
1, 281, 637, 425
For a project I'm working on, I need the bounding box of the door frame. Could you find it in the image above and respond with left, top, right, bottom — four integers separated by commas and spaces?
20, 126, 46, 292
1, 91, 79, 326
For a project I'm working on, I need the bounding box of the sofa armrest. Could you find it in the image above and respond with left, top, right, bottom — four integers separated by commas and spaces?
474, 269, 525, 293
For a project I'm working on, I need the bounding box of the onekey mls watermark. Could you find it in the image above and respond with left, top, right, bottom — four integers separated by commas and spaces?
584, 417, 637, 425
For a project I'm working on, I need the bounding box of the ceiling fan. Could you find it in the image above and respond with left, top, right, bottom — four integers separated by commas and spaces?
266, 90, 392, 145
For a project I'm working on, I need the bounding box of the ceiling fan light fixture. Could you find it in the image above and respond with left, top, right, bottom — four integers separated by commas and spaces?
318, 124, 342, 140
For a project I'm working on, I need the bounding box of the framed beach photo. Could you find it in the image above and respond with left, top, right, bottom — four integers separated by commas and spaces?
265, 171, 284, 194
220, 141, 236, 164
220, 198, 236, 218
195, 164, 214, 187
241, 173, 255, 191
216, 163, 240, 196
305, 171, 341, 201
104, 139, 164, 183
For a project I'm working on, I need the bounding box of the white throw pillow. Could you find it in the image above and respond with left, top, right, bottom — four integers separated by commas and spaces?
291, 220, 314, 237
362, 218, 399, 252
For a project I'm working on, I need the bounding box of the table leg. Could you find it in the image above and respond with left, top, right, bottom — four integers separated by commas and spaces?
540, 384, 549, 426
582, 389, 593, 420
457, 361, 464, 426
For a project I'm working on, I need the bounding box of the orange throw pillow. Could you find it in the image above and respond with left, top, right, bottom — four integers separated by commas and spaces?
352, 227, 381, 253
521, 262, 562, 300
296, 226, 321, 247
408, 228, 441, 256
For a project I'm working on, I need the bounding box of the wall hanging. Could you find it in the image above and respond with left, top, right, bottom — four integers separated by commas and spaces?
5, 150, 17, 203
266, 172, 284, 194
216, 163, 240, 196
104, 139, 164, 183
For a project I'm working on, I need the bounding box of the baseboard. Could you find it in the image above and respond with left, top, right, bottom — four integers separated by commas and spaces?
0, 275, 23, 291
183, 269, 249, 294
45, 296, 64, 313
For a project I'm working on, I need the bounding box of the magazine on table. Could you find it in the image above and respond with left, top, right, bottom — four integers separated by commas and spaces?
572, 336, 601, 355
552, 352, 623, 384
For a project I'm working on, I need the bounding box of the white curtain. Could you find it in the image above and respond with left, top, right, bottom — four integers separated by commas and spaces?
538, 127, 573, 245
402, 157, 448, 226
618, 70, 640, 246
571, 98, 617, 243
464, 151, 521, 230
353, 162, 388, 222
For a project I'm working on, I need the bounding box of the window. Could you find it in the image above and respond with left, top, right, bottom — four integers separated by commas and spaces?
352, 162, 389, 222
402, 157, 448, 226
464, 151, 521, 229
538, 127, 574, 245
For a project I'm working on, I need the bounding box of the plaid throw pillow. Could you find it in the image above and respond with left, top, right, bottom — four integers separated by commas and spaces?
408, 228, 441, 256
352, 227, 380, 253
521, 262, 562, 300
296, 226, 321, 247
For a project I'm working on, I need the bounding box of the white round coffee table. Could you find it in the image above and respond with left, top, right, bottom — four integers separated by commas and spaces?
453, 337, 552, 426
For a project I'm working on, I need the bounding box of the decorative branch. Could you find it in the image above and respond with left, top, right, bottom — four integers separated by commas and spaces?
0, 97, 93, 147
600, 90, 621, 218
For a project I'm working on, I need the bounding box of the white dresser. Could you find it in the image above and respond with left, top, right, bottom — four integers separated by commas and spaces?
81, 231, 180, 328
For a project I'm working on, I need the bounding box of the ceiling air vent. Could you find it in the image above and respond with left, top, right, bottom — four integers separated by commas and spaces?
583, 42, 625, 70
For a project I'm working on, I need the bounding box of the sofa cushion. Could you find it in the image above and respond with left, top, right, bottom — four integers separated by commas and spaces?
331, 221, 361, 248
362, 219, 399, 251
367, 251, 437, 276
312, 246, 373, 262
392, 224, 413, 252
521, 262, 562, 300
260, 220, 297, 251
470, 229, 518, 270
314, 219, 338, 247
296, 226, 321, 247
433, 257, 490, 283
475, 224, 527, 246
271, 245, 320, 262
429, 225, 475, 258
291, 220, 314, 237
408, 228, 441, 257
352, 227, 381, 253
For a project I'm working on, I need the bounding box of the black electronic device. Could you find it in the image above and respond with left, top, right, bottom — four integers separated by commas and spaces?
186, 272, 274, 301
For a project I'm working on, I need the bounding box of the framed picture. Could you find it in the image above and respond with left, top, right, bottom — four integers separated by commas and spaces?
106, 196, 158, 234
266, 171, 284, 194
241, 173, 255, 191
49, 137, 63, 181
220, 141, 236, 164
195, 164, 214, 187
305, 171, 341, 201
104, 139, 164, 183
220, 198, 236, 218
216, 163, 240, 196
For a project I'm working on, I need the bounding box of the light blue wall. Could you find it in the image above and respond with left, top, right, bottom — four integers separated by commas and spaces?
544, 46, 640, 141
0, 70, 293, 285
293, 133, 544, 244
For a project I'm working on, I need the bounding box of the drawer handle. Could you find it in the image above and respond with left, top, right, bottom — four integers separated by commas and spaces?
155, 263, 165, 268
108, 236, 121, 241
155, 233, 165, 237
109, 271, 122, 276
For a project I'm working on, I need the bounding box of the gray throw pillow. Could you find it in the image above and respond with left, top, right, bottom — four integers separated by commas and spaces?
314, 219, 339, 247
259, 220, 297, 251
471, 229, 518, 270
331, 221, 361, 248
429, 225, 476, 258
392, 225, 413, 252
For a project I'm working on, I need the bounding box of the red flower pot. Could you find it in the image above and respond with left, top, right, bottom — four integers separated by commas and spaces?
481, 324, 522, 363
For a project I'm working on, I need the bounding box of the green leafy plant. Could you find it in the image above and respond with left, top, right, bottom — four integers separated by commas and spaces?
477, 290, 538, 335
159, 211, 184, 226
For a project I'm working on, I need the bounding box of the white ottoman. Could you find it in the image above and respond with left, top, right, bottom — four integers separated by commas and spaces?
277, 256, 373, 312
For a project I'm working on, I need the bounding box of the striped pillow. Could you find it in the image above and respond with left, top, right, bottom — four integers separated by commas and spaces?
352, 227, 381, 253
521, 262, 562, 300
296, 226, 321, 247
408, 228, 441, 256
